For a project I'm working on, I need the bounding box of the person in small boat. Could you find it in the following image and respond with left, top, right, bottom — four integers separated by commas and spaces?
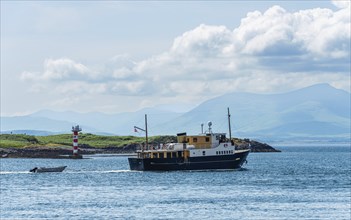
30, 167, 38, 172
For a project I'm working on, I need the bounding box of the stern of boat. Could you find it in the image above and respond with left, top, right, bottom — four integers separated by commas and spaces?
128, 157, 144, 171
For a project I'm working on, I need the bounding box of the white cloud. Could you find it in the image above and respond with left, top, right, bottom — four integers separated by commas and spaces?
20, 4, 350, 107
43, 58, 90, 80
232, 6, 298, 55
171, 24, 233, 57
231, 5, 350, 59
21, 58, 91, 81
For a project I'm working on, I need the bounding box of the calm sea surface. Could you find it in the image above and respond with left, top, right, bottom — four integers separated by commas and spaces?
1, 146, 350, 219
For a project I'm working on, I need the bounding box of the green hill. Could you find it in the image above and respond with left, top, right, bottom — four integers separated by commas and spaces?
0, 133, 176, 149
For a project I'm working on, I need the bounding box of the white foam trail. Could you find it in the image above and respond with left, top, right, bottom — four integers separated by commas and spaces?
99, 170, 136, 173
64, 170, 140, 174
0, 170, 140, 175
0, 171, 30, 174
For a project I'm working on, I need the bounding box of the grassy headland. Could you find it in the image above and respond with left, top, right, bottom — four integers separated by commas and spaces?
0, 133, 176, 149
0, 133, 279, 158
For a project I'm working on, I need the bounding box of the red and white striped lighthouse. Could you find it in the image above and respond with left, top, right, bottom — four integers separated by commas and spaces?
72, 125, 82, 156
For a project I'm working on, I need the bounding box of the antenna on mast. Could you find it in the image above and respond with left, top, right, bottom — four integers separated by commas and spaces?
208, 121, 212, 133
227, 107, 232, 145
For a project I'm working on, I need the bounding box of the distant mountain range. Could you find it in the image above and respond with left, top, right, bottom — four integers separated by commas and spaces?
1, 84, 350, 141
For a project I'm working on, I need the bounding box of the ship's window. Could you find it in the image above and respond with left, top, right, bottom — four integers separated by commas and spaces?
167, 152, 171, 158
172, 152, 177, 158
159, 153, 164, 158
153, 153, 157, 158
193, 138, 198, 142
178, 151, 182, 157
216, 151, 218, 155
203, 151, 206, 156
205, 137, 210, 142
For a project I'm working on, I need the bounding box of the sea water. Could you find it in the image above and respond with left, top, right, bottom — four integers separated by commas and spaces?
0, 146, 350, 219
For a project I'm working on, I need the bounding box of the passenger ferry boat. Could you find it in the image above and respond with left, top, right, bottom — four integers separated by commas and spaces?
128, 108, 250, 171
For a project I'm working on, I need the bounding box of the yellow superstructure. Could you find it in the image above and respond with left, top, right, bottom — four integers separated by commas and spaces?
177, 134, 212, 149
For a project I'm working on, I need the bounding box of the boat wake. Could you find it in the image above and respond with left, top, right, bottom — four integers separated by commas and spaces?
92, 170, 138, 173
65, 170, 140, 174
186, 168, 249, 172
0, 170, 139, 175
0, 171, 30, 175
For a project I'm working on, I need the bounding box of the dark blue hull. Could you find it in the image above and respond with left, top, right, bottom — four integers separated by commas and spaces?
128, 150, 249, 171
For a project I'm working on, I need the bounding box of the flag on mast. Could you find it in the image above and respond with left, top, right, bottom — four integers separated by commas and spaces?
134, 126, 145, 133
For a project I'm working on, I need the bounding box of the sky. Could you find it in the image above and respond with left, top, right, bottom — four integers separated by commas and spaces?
1, 0, 350, 116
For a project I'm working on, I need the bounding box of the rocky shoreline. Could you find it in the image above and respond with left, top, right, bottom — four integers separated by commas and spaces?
0, 139, 280, 159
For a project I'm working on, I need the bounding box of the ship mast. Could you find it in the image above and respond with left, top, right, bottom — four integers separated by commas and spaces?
145, 114, 148, 150
227, 107, 232, 145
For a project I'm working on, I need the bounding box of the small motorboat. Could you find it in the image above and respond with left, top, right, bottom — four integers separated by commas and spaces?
30, 166, 67, 173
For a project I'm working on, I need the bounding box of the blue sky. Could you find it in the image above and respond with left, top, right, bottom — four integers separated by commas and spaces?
1, 0, 350, 116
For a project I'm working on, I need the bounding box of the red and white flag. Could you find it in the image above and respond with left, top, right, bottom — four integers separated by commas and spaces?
134, 126, 145, 133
